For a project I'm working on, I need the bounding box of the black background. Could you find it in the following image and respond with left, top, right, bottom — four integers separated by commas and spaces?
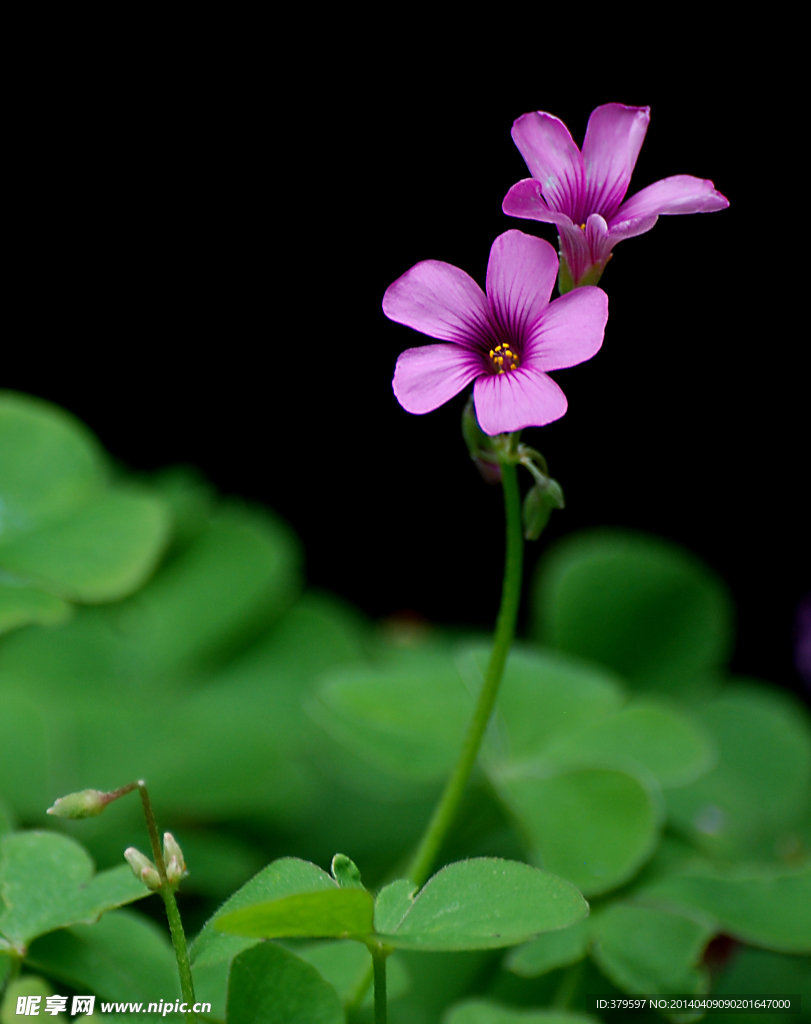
6, 48, 808, 698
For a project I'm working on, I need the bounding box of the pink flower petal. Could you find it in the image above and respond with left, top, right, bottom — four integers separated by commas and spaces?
606, 213, 660, 245
612, 174, 730, 224
501, 179, 574, 227
557, 220, 594, 289
392, 344, 481, 415
485, 231, 558, 342
473, 367, 568, 435
524, 287, 608, 372
584, 214, 614, 267
581, 103, 650, 222
383, 260, 490, 349
510, 112, 583, 220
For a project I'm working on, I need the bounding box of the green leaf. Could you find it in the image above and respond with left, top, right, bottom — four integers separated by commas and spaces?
591, 903, 713, 995
642, 867, 811, 953
499, 767, 661, 896
713, 946, 811, 1009
462, 646, 625, 766
190, 857, 338, 968
110, 507, 302, 677
444, 1001, 599, 1024
532, 530, 733, 693
297, 940, 410, 1007
226, 941, 344, 1024
0, 693, 48, 820
310, 651, 472, 782
0, 585, 71, 635
380, 858, 588, 951
25, 909, 179, 1002
546, 701, 715, 789
0, 392, 104, 542
0, 832, 150, 953
666, 685, 811, 861
147, 466, 214, 549
1, 977, 54, 1024
0, 802, 13, 838
505, 919, 590, 977
0, 492, 170, 603
215, 888, 375, 940
331, 853, 364, 889
374, 879, 417, 934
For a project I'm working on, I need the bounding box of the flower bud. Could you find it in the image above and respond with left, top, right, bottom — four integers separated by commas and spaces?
47, 789, 110, 819
523, 477, 565, 541
163, 832, 186, 885
331, 852, 364, 889
124, 847, 161, 890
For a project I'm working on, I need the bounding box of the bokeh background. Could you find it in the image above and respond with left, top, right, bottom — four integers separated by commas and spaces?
6, 59, 807, 699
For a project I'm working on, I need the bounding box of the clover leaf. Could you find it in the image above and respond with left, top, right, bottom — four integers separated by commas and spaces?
0, 393, 169, 634
212, 857, 587, 955
0, 832, 150, 955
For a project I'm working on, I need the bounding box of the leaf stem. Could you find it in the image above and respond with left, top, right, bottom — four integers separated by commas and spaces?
371, 945, 389, 1024
407, 459, 523, 887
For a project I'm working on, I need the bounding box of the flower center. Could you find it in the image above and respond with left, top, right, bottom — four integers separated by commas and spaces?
488, 343, 520, 375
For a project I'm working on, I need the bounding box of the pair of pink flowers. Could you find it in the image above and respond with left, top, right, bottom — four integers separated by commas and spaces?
384, 103, 728, 436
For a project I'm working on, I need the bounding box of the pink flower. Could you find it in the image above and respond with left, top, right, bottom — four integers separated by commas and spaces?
384, 230, 608, 435
502, 103, 729, 289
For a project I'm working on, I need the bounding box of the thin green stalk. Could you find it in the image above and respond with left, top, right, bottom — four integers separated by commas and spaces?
372, 946, 389, 1024
407, 459, 523, 886
136, 783, 196, 1021
137, 782, 167, 882
162, 889, 196, 1019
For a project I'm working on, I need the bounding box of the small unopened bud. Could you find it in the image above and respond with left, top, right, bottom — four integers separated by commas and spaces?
331, 853, 364, 889
163, 832, 186, 885
124, 847, 161, 890
523, 477, 565, 541
47, 789, 110, 819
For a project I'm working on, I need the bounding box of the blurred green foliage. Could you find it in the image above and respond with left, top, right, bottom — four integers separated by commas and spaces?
1, 393, 810, 1022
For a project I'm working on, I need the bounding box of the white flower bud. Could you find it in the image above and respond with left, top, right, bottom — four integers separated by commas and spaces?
124, 847, 161, 890
163, 833, 186, 885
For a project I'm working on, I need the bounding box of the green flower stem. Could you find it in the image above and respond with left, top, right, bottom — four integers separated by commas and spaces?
136, 783, 196, 1020
161, 888, 196, 1021
137, 782, 167, 882
371, 945, 389, 1024
407, 459, 523, 887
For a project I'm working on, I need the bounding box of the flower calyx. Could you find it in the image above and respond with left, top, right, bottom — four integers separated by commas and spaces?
462, 398, 521, 483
